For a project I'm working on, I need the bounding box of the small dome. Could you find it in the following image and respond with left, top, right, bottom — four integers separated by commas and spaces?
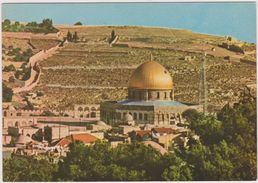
125, 113, 133, 121
16, 135, 32, 145
128, 61, 173, 90
96, 121, 108, 126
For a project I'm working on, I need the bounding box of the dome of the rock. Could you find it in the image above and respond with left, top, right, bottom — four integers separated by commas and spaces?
128, 61, 173, 90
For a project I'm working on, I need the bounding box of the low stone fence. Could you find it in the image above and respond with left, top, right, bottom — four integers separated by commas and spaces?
37, 117, 97, 123
240, 58, 256, 66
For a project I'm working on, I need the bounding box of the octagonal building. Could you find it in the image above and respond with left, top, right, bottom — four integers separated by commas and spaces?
100, 61, 201, 127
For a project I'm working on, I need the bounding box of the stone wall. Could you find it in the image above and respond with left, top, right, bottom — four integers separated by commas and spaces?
3, 117, 37, 129
74, 104, 100, 120
100, 101, 202, 127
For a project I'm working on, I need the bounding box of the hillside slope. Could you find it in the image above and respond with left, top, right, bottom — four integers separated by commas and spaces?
3, 26, 256, 111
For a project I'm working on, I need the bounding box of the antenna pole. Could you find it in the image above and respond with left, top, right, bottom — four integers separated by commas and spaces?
199, 51, 208, 114
203, 52, 207, 114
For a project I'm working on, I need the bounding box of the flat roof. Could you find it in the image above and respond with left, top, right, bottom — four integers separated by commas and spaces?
116, 100, 187, 107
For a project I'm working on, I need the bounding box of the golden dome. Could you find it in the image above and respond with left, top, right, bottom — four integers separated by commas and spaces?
128, 61, 173, 90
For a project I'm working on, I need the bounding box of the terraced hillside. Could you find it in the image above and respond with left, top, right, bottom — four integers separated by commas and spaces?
25, 26, 255, 111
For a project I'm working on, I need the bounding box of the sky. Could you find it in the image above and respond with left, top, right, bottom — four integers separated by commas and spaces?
2, 2, 256, 43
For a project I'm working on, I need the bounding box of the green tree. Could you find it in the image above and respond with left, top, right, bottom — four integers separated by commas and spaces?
216, 96, 257, 180
74, 21, 82, 25
56, 141, 164, 181
189, 115, 223, 145
66, 31, 72, 41
26, 21, 38, 27
3, 64, 16, 72
44, 126, 52, 143
41, 18, 53, 28
161, 153, 192, 181
182, 108, 201, 123
109, 30, 116, 43
72, 32, 79, 42
182, 94, 257, 180
15, 70, 22, 79
3, 19, 11, 26
3, 157, 57, 181
14, 21, 20, 27
32, 129, 44, 142
185, 142, 234, 180
3, 83, 13, 102
8, 76, 15, 83
111, 30, 116, 40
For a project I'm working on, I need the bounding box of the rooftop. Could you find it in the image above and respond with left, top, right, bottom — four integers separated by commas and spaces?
152, 128, 176, 134
135, 130, 151, 137
116, 99, 187, 107
143, 141, 167, 155
54, 133, 98, 147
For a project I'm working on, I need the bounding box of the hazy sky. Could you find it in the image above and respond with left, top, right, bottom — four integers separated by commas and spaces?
2, 2, 256, 43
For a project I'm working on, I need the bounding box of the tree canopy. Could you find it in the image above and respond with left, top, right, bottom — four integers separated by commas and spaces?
2, 18, 59, 33
3, 83, 13, 102
54, 141, 192, 181
3, 94, 256, 181
74, 21, 82, 25
3, 157, 57, 181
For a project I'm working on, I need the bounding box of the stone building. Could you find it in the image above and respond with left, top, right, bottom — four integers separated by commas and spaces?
74, 104, 100, 119
100, 61, 201, 127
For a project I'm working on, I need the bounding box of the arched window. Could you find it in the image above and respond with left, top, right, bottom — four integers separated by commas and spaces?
22, 121, 27, 126
91, 107, 96, 111
84, 107, 90, 111
162, 114, 165, 121
117, 112, 121, 120
91, 112, 96, 118
164, 92, 167, 99
157, 92, 160, 99
78, 107, 83, 111
148, 91, 152, 100
29, 121, 33, 125
139, 113, 143, 120
133, 113, 137, 120
144, 114, 148, 121
15, 121, 19, 127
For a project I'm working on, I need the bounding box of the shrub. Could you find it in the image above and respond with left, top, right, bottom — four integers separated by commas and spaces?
3, 83, 13, 102
8, 76, 15, 83
21, 67, 31, 81
3, 64, 16, 72
74, 21, 82, 25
